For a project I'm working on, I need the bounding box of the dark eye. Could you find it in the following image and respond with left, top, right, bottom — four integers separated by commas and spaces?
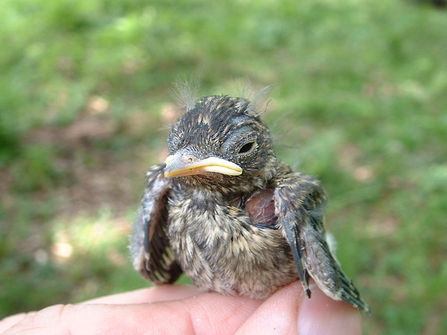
238, 142, 255, 154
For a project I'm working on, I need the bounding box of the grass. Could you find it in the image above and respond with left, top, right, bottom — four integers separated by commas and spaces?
1, 0, 447, 333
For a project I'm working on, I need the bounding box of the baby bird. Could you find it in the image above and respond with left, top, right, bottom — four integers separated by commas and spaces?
130, 90, 370, 313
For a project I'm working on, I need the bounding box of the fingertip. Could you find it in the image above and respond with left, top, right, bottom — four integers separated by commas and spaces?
298, 285, 362, 335
235, 281, 303, 334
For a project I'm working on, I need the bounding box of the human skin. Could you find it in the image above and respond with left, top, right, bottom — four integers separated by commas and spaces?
0, 281, 362, 335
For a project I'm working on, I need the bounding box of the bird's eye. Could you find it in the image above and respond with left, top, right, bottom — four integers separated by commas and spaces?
238, 142, 256, 154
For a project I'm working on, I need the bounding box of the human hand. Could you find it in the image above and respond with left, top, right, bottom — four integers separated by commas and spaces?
0, 281, 362, 335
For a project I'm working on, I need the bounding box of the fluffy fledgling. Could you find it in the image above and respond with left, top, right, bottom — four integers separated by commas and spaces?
131, 90, 370, 312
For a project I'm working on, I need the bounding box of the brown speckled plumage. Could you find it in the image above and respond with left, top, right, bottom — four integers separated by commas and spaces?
131, 92, 370, 312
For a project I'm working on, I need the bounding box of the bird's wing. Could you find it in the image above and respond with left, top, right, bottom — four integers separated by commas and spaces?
130, 163, 183, 284
274, 168, 370, 312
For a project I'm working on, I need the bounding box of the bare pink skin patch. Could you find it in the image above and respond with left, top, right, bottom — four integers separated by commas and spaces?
245, 188, 278, 226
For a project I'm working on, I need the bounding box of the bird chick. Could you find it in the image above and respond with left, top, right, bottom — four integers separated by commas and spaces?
130, 91, 370, 313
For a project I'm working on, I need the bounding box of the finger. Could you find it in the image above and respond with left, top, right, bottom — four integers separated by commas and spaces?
298, 283, 362, 335
235, 281, 303, 334
235, 281, 363, 335
0, 285, 200, 333
0, 292, 263, 335
0, 314, 32, 334
83, 285, 200, 304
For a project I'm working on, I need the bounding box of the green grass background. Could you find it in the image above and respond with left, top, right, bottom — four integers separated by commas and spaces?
1, 0, 447, 333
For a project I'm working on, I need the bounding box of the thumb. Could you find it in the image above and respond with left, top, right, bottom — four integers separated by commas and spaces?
234, 281, 362, 335
298, 283, 362, 335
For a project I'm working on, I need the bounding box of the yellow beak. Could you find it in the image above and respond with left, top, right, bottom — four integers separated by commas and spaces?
164, 153, 242, 178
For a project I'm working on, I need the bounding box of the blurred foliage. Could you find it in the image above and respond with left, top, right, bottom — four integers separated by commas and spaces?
1, 0, 447, 334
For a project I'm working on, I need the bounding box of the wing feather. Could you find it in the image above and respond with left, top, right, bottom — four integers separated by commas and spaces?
275, 167, 370, 312
130, 163, 183, 284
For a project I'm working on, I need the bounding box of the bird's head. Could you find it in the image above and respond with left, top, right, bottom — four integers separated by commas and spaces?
164, 94, 277, 192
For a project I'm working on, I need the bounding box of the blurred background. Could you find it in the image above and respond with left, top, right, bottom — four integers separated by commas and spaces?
1, 0, 446, 333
